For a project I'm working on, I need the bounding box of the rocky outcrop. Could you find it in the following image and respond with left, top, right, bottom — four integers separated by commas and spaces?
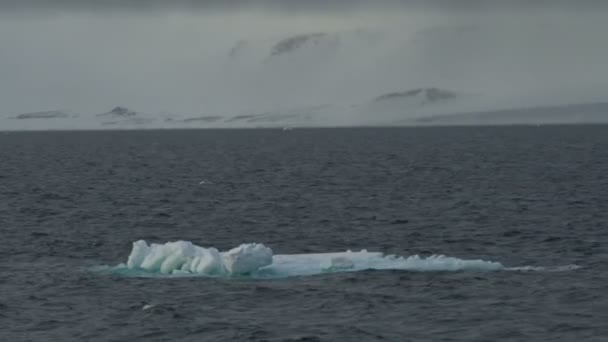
13, 111, 71, 119
94, 106, 157, 125
373, 88, 458, 104
270, 33, 328, 57
96, 106, 138, 117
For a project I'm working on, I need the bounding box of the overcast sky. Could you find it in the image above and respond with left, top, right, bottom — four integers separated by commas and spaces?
1, 1, 607, 118
1, 0, 607, 12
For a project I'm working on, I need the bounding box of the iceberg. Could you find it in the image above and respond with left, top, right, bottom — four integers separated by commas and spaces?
107, 240, 506, 279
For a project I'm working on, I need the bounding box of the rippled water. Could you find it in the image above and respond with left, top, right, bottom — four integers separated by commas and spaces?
1, 126, 607, 341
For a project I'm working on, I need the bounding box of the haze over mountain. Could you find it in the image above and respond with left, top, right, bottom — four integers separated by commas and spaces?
1, 1, 607, 130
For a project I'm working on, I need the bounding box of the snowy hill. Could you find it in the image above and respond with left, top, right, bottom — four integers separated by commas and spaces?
94, 107, 157, 126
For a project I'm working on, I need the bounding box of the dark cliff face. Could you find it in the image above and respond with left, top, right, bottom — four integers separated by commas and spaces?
373, 88, 458, 103
14, 111, 70, 119
270, 33, 328, 57
97, 106, 138, 117
230, 29, 378, 61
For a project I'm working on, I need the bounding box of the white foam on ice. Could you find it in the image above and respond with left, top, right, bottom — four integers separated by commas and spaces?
106, 240, 512, 278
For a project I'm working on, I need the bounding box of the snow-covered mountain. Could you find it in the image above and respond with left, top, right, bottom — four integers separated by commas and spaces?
405, 102, 608, 126
95, 107, 157, 126
2, 94, 607, 131
2, 9, 608, 131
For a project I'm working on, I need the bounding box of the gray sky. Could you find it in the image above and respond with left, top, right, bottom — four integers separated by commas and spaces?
1, 0, 607, 12
1, 1, 607, 119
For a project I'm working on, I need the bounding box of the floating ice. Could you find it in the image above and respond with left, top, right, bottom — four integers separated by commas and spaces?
267, 251, 504, 278
125, 240, 270, 275
223, 243, 273, 275
106, 240, 509, 278
505, 264, 582, 272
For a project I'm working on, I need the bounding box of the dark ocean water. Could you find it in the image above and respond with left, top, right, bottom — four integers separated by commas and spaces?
1, 126, 607, 341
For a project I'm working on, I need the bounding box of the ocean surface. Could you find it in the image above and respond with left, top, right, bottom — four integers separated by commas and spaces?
1, 126, 607, 341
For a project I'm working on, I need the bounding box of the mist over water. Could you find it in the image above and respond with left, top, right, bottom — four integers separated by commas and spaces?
1, 2, 607, 128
